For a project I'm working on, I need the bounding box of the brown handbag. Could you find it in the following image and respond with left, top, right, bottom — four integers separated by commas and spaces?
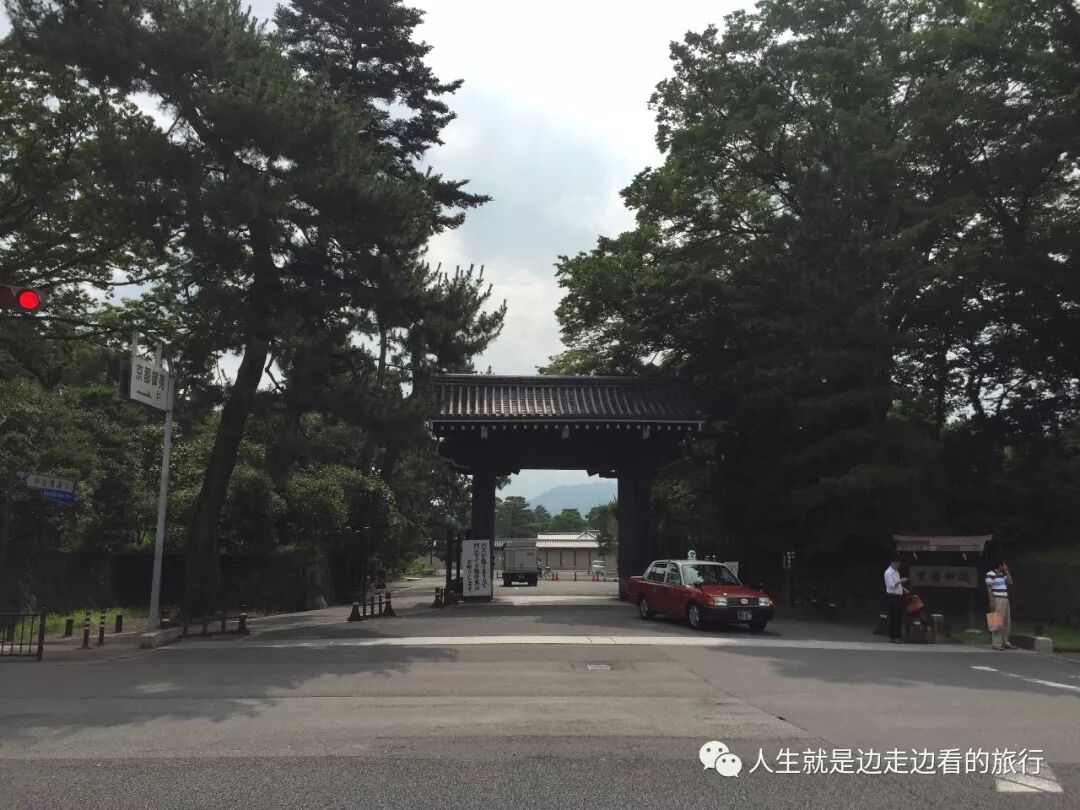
986, 612, 1004, 632
905, 594, 924, 614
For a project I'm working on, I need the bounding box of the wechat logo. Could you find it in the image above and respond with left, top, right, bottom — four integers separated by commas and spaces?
699, 740, 743, 778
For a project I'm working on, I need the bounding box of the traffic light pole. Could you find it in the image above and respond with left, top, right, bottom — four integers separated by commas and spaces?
147, 344, 174, 633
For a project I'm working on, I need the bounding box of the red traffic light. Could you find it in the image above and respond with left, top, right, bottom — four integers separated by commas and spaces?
0, 284, 44, 312
17, 289, 41, 310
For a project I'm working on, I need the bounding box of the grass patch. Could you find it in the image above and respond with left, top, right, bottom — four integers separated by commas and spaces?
45, 606, 152, 638
947, 621, 1080, 651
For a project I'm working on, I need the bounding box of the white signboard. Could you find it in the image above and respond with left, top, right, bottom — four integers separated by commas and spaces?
17, 472, 77, 493
909, 565, 979, 589
130, 353, 171, 410
462, 538, 492, 598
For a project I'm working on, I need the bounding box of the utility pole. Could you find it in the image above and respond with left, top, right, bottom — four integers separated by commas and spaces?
132, 332, 175, 633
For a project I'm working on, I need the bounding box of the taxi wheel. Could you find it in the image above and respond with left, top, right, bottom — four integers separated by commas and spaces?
687, 602, 705, 630
638, 596, 655, 619
749, 621, 768, 633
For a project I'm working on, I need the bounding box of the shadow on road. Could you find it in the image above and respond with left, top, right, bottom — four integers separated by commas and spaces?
0, 643, 462, 748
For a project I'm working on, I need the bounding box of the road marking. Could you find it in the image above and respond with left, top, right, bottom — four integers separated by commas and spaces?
996, 765, 1063, 793
1004, 672, 1080, 694
176, 634, 990, 653
487, 596, 620, 606
970, 665, 998, 672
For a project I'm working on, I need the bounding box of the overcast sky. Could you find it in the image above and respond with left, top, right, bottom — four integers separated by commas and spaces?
4, 1, 747, 499
400, 1, 747, 497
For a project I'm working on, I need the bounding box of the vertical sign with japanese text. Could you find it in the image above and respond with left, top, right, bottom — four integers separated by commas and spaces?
462, 538, 492, 597
129, 353, 171, 411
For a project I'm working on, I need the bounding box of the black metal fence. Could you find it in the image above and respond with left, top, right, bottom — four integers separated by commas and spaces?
179, 606, 250, 639
1, 611, 46, 661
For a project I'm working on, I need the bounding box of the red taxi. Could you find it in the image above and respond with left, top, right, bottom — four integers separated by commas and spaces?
626, 559, 775, 631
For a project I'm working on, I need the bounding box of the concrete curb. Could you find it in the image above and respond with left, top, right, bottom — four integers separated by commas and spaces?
1009, 633, 1053, 653
138, 627, 183, 649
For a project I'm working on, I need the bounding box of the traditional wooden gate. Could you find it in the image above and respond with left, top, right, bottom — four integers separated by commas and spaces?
429, 374, 703, 598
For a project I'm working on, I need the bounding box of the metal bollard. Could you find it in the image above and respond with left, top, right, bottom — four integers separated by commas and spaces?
238, 605, 249, 635
81, 609, 90, 649
97, 609, 106, 646
378, 593, 384, 616
114, 614, 123, 634
930, 613, 945, 643
369, 595, 375, 616
63, 617, 74, 638
432, 587, 444, 609
347, 601, 362, 622
220, 608, 227, 634
384, 591, 396, 618
201, 616, 208, 636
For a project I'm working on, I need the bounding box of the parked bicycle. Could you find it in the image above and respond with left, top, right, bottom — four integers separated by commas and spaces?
538, 565, 555, 580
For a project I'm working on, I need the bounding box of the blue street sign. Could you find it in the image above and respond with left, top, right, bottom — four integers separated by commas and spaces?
40, 488, 76, 507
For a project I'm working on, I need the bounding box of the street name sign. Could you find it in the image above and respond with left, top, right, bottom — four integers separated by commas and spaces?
16, 471, 77, 506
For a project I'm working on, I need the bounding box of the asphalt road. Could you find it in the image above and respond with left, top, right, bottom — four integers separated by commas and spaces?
3, 579, 1078, 809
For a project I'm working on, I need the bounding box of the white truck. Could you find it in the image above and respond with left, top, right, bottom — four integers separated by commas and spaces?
502, 539, 539, 586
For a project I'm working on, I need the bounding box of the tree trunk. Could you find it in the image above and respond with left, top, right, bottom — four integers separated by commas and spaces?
184, 216, 277, 616
184, 334, 270, 616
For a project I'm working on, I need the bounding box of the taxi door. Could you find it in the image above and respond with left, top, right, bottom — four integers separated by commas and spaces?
644, 562, 669, 613
662, 563, 689, 615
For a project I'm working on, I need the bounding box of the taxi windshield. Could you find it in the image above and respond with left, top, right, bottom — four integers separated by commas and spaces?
681, 563, 741, 586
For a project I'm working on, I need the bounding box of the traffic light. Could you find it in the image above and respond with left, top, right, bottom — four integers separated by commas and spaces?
0, 285, 44, 312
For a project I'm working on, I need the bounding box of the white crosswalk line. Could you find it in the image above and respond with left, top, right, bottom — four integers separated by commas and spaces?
1004, 672, 1080, 694
970, 665, 998, 672
995, 765, 1063, 793
177, 634, 991, 652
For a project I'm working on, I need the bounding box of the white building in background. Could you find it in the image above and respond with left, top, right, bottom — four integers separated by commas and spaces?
495, 529, 613, 570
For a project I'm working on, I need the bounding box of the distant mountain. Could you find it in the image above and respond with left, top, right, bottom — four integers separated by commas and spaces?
531, 482, 617, 516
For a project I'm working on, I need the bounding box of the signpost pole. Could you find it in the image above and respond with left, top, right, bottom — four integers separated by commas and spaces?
147, 345, 173, 633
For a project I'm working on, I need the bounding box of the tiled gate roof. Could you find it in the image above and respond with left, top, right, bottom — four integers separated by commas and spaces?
430, 374, 703, 425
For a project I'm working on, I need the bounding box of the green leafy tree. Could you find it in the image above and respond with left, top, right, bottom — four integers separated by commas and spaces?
548, 508, 586, 533
532, 505, 552, 533
7, 0, 492, 612
586, 500, 618, 556
495, 496, 538, 537
550, 0, 1080, 558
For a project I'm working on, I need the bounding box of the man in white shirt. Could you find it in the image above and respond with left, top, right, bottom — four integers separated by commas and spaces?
884, 558, 908, 643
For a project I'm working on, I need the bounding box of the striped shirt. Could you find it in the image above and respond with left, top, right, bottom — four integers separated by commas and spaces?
985, 569, 1008, 598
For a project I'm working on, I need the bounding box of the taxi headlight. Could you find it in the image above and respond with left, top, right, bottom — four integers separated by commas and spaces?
759, 597, 772, 607
712, 596, 728, 607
